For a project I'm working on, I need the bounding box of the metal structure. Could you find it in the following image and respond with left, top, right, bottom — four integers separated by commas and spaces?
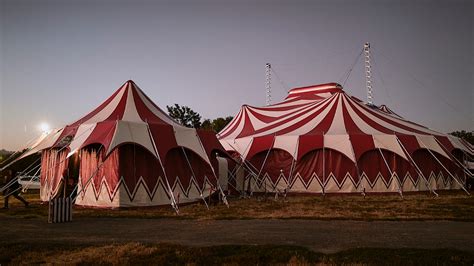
364, 43, 374, 105
265, 63, 272, 106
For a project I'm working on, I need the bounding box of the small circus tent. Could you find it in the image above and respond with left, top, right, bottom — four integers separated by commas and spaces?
20, 80, 229, 207
218, 83, 473, 194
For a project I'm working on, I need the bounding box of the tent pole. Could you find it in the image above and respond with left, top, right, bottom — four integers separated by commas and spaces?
6, 124, 79, 201
1, 156, 41, 191
0, 163, 41, 194
69, 123, 115, 202
377, 148, 403, 198
396, 137, 438, 197
195, 134, 229, 207
254, 136, 276, 195
224, 156, 247, 198
418, 139, 470, 195
286, 159, 296, 197
0, 133, 46, 171
224, 158, 259, 194
21, 166, 42, 192
434, 138, 473, 178
72, 159, 106, 203
226, 141, 274, 195
285, 143, 299, 198
181, 147, 209, 210
220, 168, 241, 193
227, 154, 255, 196
354, 153, 364, 197
146, 124, 179, 214
225, 139, 255, 195
229, 139, 276, 195
347, 134, 364, 196
322, 133, 325, 196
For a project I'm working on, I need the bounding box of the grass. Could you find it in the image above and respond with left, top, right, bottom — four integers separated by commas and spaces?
1, 190, 473, 221
1, 242, 473, 265
1, 192, 473, 265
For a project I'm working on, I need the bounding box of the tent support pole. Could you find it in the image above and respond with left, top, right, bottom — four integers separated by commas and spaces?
377, 148, 403, 198
255, 136, 276, 195
347, 134, 363, 196
181, 147, 209, 210
0, 133, 46, 172
1, 156, 41, 192
353, 158, 364, 197
225, 140, 255, 196
396, 137, 438, 197
418, 139, 470, 195
195, 134, 229, 207
21, 165, 42, 192
0, 163, 41, 193
322, 134, 325, 196
434, 138, 473, 178
146, 125, 179, 214
71, 120, 118, 203
226, 141, 275, 195
72, 159, 106, 203
285, 145, 298, 198
220, 168, 241, 192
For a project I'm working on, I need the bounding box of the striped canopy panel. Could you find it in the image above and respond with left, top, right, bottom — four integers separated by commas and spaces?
218, 83, 473, 193
30, 80, 225, 207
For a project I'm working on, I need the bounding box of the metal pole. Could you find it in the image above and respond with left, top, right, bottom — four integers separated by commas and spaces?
396, 137, 438, 196
266, 63, 272, 106
364, 43, 374, 105
377, 148, 403, 198
418, 139, 470, 195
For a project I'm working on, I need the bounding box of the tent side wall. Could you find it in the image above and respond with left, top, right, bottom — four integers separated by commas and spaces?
75, 144, 218, 207
40, 149, 69, 201
238, 148, 463, 194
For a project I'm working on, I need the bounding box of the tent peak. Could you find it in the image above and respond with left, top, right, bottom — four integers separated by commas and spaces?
285, 82, 343, 100
291, 82, 342, 91
126, 79, 135, 83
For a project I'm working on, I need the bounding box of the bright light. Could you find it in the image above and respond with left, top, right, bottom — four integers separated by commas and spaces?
39, 122, 50, 134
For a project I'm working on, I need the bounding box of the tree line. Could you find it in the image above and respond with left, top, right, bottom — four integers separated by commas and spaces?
166, 104, 233, 133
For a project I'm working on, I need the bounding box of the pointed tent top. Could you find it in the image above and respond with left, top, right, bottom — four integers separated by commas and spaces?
285, 83, 343, 100
69, 80, 180, 127
377, 104, 403, 119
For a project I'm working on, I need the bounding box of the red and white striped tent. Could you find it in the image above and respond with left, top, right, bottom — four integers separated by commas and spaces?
218, 83, 473, 194
23, 80, 228, 207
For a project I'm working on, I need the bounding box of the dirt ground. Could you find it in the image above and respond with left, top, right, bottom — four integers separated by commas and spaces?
1, 216, 473, 253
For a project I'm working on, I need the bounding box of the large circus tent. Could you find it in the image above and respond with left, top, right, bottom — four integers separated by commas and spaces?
218, 83, 473, 195
10, 80, 230, 208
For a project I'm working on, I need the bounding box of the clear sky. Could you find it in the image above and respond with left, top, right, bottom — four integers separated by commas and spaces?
0, 0, 472, 151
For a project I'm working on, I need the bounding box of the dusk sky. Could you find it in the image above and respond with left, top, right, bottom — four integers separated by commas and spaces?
0, 0, 472, 151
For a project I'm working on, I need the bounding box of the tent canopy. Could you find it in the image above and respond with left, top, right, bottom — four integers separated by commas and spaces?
218, 83, 473, 162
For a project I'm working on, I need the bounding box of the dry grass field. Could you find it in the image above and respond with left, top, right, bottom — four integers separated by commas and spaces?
1, 190, 473, 265
1, 242, 473, 265
1, 190, 473, 221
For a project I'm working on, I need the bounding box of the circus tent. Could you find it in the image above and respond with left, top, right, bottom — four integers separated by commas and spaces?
218, 83, 473, 194
20, 80, 229, 208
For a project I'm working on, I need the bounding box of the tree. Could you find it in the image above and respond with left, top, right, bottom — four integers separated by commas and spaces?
166, 104, 202, 128
199, 117, 234, 132
166, 104, 234, 132
211, 116, 234, 133
201, 119, 213, 131
450, 130, 474, 145
0, 149, 14, 165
